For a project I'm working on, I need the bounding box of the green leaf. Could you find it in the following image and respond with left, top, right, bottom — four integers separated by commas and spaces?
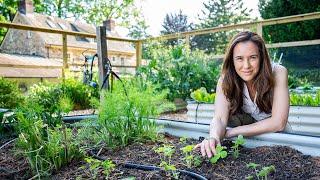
210, 155, 219, 164
245, 175, 254, 180
220, 151, 228, 158
246, 162, 260, 169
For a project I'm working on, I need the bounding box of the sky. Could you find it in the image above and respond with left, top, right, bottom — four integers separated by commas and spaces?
130, 0, 261, 36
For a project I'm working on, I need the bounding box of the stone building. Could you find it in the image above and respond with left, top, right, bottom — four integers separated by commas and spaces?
0, 0, 136, 89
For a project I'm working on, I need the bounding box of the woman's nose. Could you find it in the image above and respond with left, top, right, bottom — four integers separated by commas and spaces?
243, 59, 251, 68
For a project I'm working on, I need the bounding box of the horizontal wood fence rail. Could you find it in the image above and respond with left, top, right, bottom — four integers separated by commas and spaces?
0, 21, 137, 43
143, 12, 320, 41
0, 64, 62, 69
266, 39, 320, 48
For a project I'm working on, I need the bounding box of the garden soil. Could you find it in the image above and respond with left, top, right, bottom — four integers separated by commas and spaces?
1, 134, 320, 179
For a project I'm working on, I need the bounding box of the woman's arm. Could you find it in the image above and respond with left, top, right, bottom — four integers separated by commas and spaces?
194, 77, 231, 158
225, 65, 289, 138
210, 77, 231, 140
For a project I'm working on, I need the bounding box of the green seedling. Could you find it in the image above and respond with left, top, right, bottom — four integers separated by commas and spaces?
179, 136, 187, 144
246, 163, 275, 180
155, 144, 179, 179
210, 145, 228, 164
159, 161, 179, 179
85, 157, 115, 179
180, 144, 203, 168
231, 135, 245, 158
102, 159, 116, 178
258, 165, 276, 180
85, 157, 101, 179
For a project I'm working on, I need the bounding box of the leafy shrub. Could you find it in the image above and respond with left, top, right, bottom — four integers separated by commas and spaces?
137, 45, 221, 101
288, 74, 314, 90
0, 77, 24, 109
28, 83, 73, 126
59, 78, 99, 110
190, 87, 215, 103
98, 78, 174, 147
29, 79, 99, 113
288, 69, 320, 87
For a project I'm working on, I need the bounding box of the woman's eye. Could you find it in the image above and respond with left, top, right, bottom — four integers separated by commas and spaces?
250, 56, 258, 59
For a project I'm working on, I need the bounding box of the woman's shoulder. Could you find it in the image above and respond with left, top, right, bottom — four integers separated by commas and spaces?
272, 64, 288, 76
272, 64, 288, 85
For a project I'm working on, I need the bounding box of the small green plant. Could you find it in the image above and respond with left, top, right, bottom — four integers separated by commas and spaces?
190, 87, 215, 103
290, 92, 320, 106
179, 136, 187, 144
210, 145, 228, 164
155, 144, 179, 179
180, 144, 202, 168
231, 135, 245, 158
84, 157, 115, 179
246, 163, 276, 180
84, 157, 101, 179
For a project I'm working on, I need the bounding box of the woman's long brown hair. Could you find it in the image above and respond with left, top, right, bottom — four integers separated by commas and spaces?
222, 31, 274, 115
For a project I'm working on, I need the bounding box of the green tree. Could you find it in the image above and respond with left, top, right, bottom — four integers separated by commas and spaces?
82, 0, 149, 40
83, 0, 139, 26
0, 0, 84, 42
191, 0, 252, 54
160, 10, 192, 46
33, 0, 85, 19
0, 0, 18, 42
127, 14, 150, 39
259, 0, 320, 43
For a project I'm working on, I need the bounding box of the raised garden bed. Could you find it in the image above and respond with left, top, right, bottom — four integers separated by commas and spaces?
1, 133, 319, 179
187, 102, 320, 136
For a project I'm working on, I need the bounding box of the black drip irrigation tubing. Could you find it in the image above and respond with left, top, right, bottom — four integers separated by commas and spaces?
88, 151, 208, 180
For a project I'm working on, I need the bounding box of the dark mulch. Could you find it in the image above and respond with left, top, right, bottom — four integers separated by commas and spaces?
1, 134, 320, 179
0, 140, 32, 180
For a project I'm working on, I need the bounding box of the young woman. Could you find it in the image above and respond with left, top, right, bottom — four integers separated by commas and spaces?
194, 31, 289, 158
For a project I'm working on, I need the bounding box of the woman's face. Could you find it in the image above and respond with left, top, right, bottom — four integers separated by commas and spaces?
233, 41, 260, 84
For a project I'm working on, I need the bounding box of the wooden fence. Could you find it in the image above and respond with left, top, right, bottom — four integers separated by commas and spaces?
0, 11, 319, 80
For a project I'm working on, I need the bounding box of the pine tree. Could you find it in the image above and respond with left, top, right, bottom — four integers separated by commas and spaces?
161, 10, 192, 46
259, 0, 320, 43
191, 0, 252, 54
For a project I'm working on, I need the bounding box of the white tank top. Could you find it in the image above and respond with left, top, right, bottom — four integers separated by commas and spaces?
242, 83, 271, 121
241, 63, 277, 121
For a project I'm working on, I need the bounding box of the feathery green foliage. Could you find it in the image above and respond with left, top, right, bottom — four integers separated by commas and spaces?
98, 78, 174, 148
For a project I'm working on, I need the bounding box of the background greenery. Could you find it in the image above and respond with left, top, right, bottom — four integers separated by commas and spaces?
137, 45, 221, 101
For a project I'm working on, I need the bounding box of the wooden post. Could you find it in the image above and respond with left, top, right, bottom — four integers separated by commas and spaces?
135, 40, 142, 70
256, 23, 263, 37
185, 34, 190, 50
62, 34, 68, 80
96, 26, 108, 90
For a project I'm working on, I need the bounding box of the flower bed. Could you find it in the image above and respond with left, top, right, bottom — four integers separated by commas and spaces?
1, 134, 320, 179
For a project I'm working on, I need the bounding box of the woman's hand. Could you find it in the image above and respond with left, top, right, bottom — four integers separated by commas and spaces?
194, 137, 221, 158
